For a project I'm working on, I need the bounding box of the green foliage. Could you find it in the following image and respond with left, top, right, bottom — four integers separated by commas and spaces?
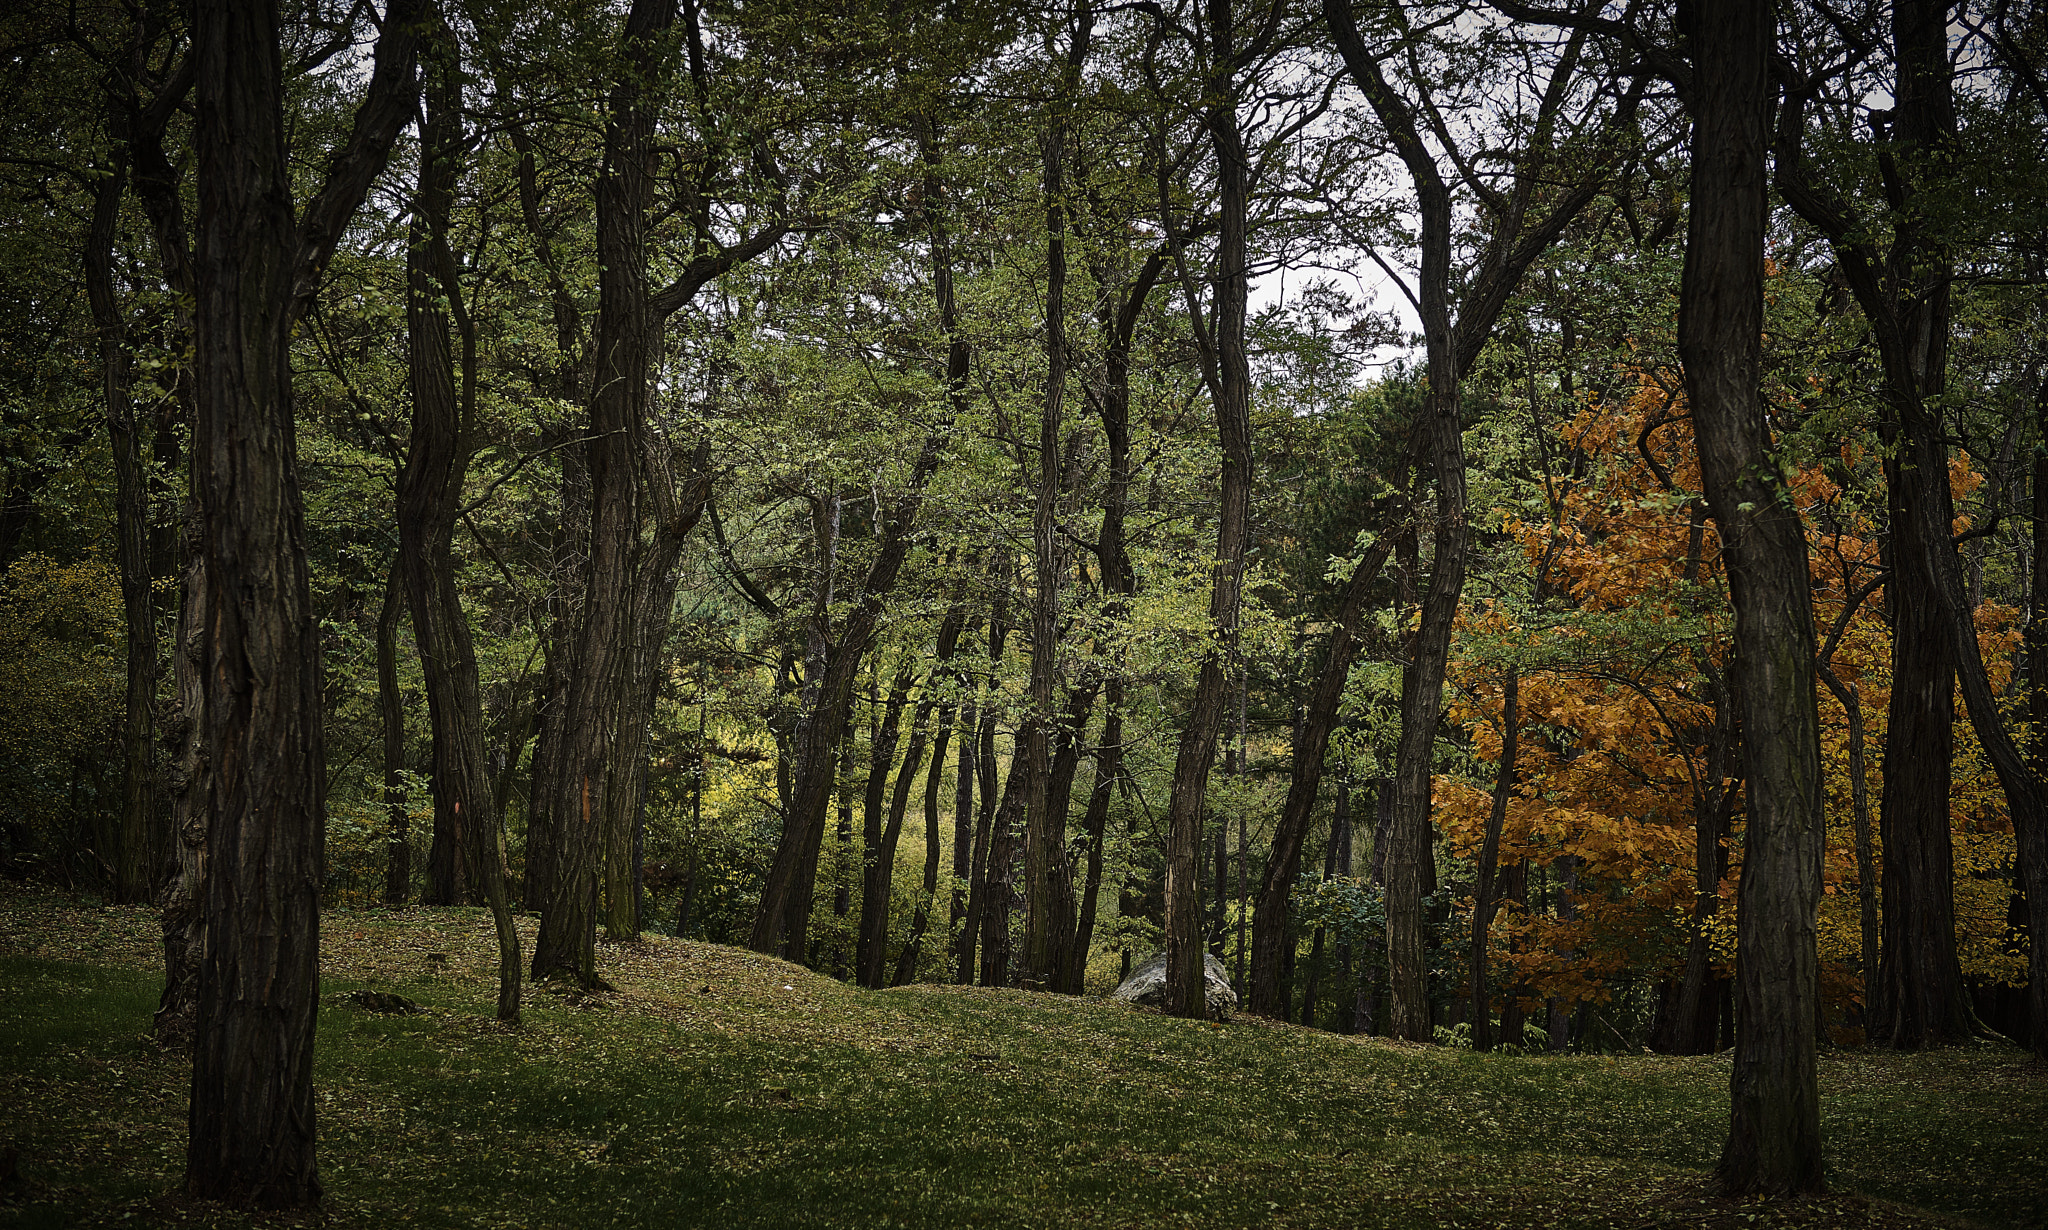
0, 555, 124, 885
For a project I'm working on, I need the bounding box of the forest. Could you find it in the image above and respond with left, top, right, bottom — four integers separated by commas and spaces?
0, 0, 2044, 1217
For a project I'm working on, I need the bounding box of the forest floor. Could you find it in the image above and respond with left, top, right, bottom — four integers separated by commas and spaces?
0, 888, 2041, 1230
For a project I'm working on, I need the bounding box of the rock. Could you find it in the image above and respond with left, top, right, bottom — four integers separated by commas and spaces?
1110, 951, 1238, 1022
340, 990, 422, 1015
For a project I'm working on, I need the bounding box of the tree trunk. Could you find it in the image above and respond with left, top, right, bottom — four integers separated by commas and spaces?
530, 0, 671, 987
1249, 535, 1395, 1014
1162, 0, 1255, 1022
1871, 449, 1970, 1045
82, 149, 158, 905
398, 16, 520, 1020
1069, 677, 1120, 993
980, 759, 1027, 987
156, 496, 207, 1049
1022, 7, 1092, 996
957, 606, 1008, 983
601, 521, 691, 941
949, 689, 977, 967
1469, 671, 1519, 1051
1660, 665, 1739, 1055
511, 122, 591, 920
856, 663, 917, 987
893, 690, 959, 986
1683, 0, 1825, 1191
1326, 0, 1629, 1044
186, 0, 419, 1203
1817, 664, 1879, 1026
1777, 0, 2039, 1054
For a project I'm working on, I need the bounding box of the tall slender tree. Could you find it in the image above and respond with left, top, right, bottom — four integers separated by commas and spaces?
1326, 0, 1643, 1040
398, 9, 520, 1021
1681, 0, 1825, 1193
185, 0, 420, 1203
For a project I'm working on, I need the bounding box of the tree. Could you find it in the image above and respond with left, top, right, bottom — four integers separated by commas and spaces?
397, 7, 520, 1022
1772, 0, 2032, 1052
1149, 0, 1272, 1020
1682, 0, 1825, 1193
532, 0, 786, 982
185, 0, 419, 1204
1326, 0, 1645, 1040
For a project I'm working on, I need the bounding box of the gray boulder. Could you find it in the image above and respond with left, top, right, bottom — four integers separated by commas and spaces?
1111, 950, 1238, 1022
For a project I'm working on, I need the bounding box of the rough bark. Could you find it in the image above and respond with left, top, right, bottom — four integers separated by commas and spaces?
398, 15, 520, 1019
186, 0, 419, 1204
1776, 0, 2038, 1053
1160, 0, 1256, 1022
155, 497, 207, 1049
534, 0, 775, 979
529, 0, 672, 985
1683, 0, 1826, 1192
1873, 433, 1969, 1044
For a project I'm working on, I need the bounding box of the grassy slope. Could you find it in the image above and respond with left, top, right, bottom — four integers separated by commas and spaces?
0, 891, 2041, 1230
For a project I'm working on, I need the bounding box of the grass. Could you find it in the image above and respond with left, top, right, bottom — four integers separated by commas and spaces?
0, 889, 2042, 1229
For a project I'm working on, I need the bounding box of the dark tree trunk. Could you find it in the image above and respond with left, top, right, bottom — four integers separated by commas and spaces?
398, 15, 520, 1019
602, 523, 692, 940
1161, 0, 1255, 1022
1777, 0, 2043, 1054
949, 689, 977, 965
106, 27, 203, 1047
186, 0, 419, 1204
957, 605, 1008, 983
156, 495, 207, 1049
1210, 798, 1230, 959
856, 663, 917, 988
1326, 0, 1631, 1043
749, 474, 941, 964
893, 685, 960, 986
510, 122, 591, 921
1249, 535, 1395, 1015
980, 759, 1026, 987
1469, 671, 1519, 1051
1069, 679, 1119, 993
1065, 229, 1163, 994
1684, 0, 1825, 1193
533, 0, 771, 978
82, 148, 158, 905
1872, 456, 1969, 1045
530, 0, 672, 986
1659, 666, 1739, 1055
1299, 784, 1346, 1029
1022, 7, 1093, 996
832, 745, 855, 978
1496, 858, 1528, 1049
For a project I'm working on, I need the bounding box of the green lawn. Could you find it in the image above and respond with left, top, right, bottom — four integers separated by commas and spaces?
0, 892, 2041, 1229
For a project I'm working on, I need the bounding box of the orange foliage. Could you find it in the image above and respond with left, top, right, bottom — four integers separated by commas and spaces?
1439, 373, 2024, 1026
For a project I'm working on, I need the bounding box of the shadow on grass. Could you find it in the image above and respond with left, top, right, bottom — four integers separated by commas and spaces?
0, 901, 2041, 1229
